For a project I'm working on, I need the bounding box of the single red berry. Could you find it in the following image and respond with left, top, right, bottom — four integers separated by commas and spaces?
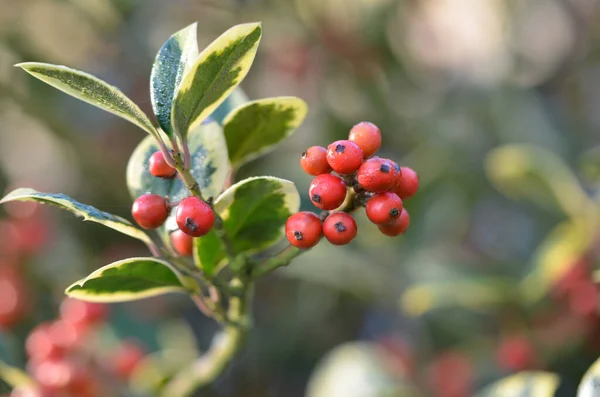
300, 146, 332, 176
428, 351, 473, 397
112, 340, 146, 380
366, 192, 403, 225
496, 336, 536, 371
171, 229, 194, 256
393, 167, 419, 199
378, 209, 410, 236
32, 358, 76, 392
357, 157, 398, 192
148, 151, 176, 178
309, 174, 347, 210
323, 212, 357, 245
176, 197, 215, 237
47, 320, 83, 352
348, 121, 382, 158
131, 194, 169, 229
285, 212, 323, 249
326, 140, 363, 174
60, 299, 109, 329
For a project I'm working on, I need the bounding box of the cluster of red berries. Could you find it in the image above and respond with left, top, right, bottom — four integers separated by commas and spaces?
286, 122, 419, 248
10, 299, 146, 397
130, 152, 215, 256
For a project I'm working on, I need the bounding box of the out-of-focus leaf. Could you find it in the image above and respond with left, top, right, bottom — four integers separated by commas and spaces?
223, 97, 308, 167
579, 145, 600, 186
66, 257, 189, 302
209, 87, 249, 124
171, 23, 262, 140
486, 144, 593, 219
194, 176, 300, 273
0, 361, 35, 389
577, 355, 600, 396
476, 372, 559, 397
0, 188, 153, 247
521, 220, 594, 303
150, 22, 199, 136
129, 349, 197, 396
306, 342, 422, 397
400, 277, 517, 317
16, 62, 159, 139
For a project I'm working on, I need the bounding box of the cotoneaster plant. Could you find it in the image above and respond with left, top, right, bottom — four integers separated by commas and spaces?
0, 22, 420, 397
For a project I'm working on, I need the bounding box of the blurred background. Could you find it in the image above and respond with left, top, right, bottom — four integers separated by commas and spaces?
1, 0, 600, 396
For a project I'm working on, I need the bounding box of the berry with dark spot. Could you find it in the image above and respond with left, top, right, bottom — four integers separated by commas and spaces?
393, 167, 419, 199
300, 146, 332, 176
348, 121, 382, 158
326, 140, 363, 174
176, 197, 215, 237
309, 174, 347, 210
285, 212, 322, 249
131, 194, 169, 229
357, 157, 399, 192
171, 229, 194, 256
366, 192, 403, 225
378, 209, 410, 236
148, 151, 176, 178
323, 212, 357, 245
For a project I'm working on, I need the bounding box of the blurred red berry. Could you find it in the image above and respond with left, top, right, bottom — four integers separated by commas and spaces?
309, 174, 347, 210
357, 157, 398, 192
25, 323, 63, 360
428, 351, 473, 397
365, 192, 403, 225
323, 212, 357, 245
569, 280, 598, 317
12, 217, 50, 255
148, 151, 176, 178
378, 209, 410, 236
59, 299, 109, 329
171, 229, 194, 256
496, 336, 536, 371
47, 320, 83, 351
552, 257, 590, 301
112, 340, 146, 380
0, 267, 29, 328
286, 212, 323, 249
0, 221, 23, 259
31, 358, 75, 392
348, 121, 382, 158
393, 167, 419, 199
300, 146, 332, 176
326, 140, 363, 174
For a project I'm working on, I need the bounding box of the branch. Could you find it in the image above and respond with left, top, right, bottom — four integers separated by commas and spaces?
160, 279, 251, 397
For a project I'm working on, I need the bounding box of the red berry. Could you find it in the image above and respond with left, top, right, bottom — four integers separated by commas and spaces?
131, 194, 169, 229
300, 146, 332, 176
176, 197, 215, 237
496, 336, 535, 371
366, 192, 403, 225
357, 157, 398, 192
59, 299, 109, 328
348, 121, 382, 158
32, 358, 76, 392
323, 212, 357, 245
112, 340, 146, 380
285, 212, 322, 249
309, 174, 347, 210
47, 320, 83, 352
428, 351, 473, 397
325, 140, 363, 174
171, 229, 194, 256
393, 167, 419, 199
378, 209, 410, 236
148, 151, 176, 178
26, 323, 63, 360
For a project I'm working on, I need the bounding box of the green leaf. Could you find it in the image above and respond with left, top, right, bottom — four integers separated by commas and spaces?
126, 120, 229, 247
151, 22, 199, 136
194, 176, 300, 273
0, 361, 35, 389
16, 62, 159, 139
66, 257, 188, 302
172, 22, 262, 140
477, 372, 559, 397
209, 87, 249, 124
0, 188, 153, 247
577, 355, 600, 396
224, 97, 308, 167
